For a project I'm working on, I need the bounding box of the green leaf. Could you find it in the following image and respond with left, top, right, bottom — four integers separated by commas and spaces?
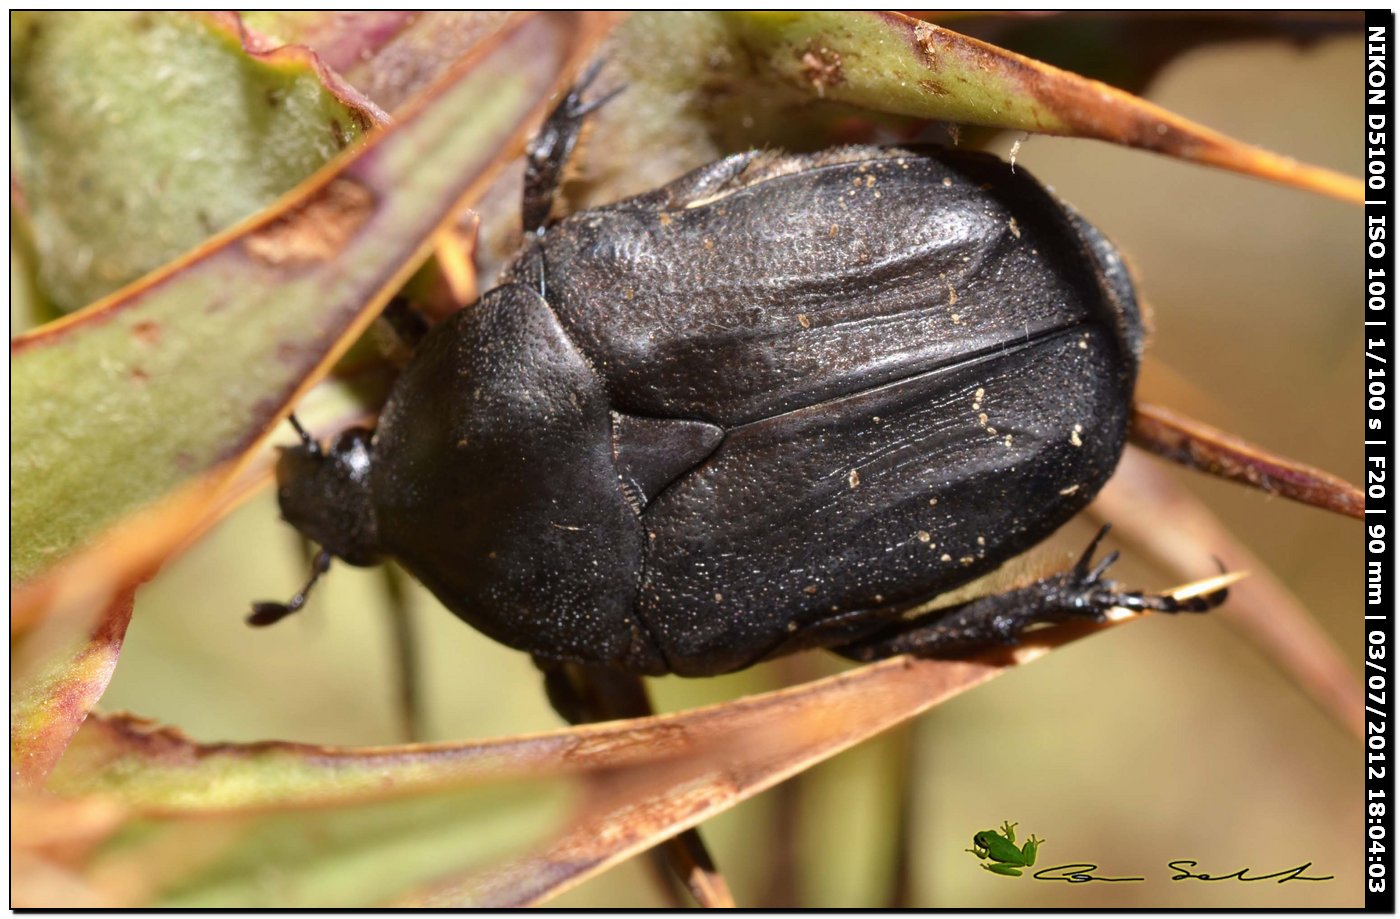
721, 11, 1362, 202
10, 11, 383, 313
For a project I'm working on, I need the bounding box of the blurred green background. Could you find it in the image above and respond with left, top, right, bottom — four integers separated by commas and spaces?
92, 32, 1363, 908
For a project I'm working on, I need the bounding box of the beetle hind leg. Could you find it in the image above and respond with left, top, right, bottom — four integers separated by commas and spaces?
522, 59, 622, 236
832, 524, 1227, 663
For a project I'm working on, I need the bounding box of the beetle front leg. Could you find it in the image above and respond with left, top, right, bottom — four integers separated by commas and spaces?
833, 524, 1227, 663
522, 59, 621, 236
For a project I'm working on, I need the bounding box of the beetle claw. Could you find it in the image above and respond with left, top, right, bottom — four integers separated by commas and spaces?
1058, 525, 1227, 618
1072, 523, 1113, 577
570, 82, 625, 119
568, 57, 606, 101
1084, 549, 1120, 585
548, 58, 622, 128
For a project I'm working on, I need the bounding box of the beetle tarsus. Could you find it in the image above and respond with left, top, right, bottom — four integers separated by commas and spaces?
832, 527, 1228, 661
247, 548, 332, 627
522, 58, 621, 236
247, 601, 297, 627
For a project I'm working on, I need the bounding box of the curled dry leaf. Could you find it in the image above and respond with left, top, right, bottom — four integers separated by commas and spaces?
723, 11, 1363, 202
542, 665, 734, 908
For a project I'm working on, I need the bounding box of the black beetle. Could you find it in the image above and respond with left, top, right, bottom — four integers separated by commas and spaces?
253, 70, 1221, 680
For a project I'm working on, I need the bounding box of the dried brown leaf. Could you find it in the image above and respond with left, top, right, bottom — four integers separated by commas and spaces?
394, 610, 1150, 907
1130, 402, 1363, 519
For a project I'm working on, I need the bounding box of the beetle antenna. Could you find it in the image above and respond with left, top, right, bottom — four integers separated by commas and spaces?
248, 549, 333, 627
287, 414, 320, 456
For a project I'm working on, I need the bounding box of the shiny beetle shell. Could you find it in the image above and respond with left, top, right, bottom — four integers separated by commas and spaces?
362, 147, 1143, 676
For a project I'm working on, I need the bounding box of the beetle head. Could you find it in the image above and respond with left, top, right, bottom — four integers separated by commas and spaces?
275, 426, 382, 567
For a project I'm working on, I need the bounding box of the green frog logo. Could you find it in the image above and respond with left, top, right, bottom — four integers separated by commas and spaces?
966, 821, 1043, 877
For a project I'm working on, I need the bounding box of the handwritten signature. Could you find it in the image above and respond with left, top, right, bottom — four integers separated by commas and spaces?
1029, 861, 1334, 884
